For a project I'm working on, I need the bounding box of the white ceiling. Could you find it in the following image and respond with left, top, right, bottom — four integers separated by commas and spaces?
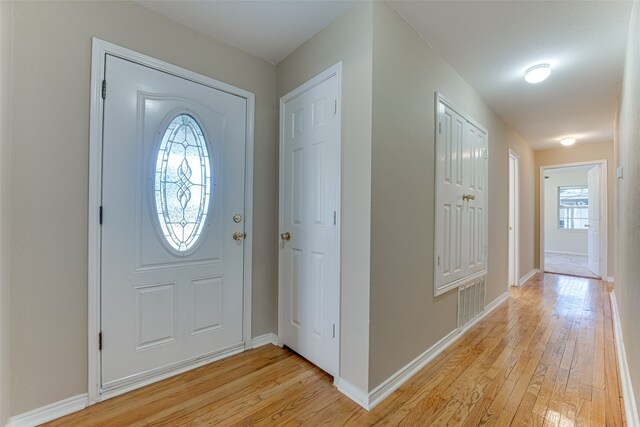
137, 1, 632, 151
388, 1, 633, 150
136, 0, 356, 65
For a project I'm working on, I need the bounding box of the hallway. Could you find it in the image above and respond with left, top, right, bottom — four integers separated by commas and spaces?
44, 273, 625, 426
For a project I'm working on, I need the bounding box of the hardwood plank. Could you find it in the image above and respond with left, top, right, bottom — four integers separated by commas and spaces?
42, 273, 626, 427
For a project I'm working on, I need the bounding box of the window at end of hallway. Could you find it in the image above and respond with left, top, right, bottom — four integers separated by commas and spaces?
558, 185, 588, 230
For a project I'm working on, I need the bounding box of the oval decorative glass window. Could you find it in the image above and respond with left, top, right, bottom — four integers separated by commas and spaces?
154, 114, 211, 253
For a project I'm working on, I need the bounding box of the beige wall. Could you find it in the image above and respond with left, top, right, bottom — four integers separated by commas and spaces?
368, 2, 536, 389
534, 141, 615, 276
0, 1, 12, 424
615, 0, 640, 415
8, 1, 277, 416
276, 2, 373, 391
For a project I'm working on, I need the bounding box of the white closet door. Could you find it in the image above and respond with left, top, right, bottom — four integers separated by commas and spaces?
466, 123, 487, 275
280, 74, 340, 376
435, 103, 467, 290
435, 98, 488, 295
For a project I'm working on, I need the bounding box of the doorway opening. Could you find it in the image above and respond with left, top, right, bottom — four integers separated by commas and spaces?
540, 161, 607, 279
508, 150, 519, 287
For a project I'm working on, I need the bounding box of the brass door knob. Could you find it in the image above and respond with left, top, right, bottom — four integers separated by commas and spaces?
233, 231, 246, 241
462, 194, 476, 201
280, 232, 291, 241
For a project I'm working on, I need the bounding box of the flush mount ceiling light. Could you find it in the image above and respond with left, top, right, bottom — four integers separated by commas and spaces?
560, 137, 576, 146
524, 63, 551, 84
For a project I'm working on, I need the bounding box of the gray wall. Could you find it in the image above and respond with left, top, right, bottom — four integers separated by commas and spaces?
615, 0, 640, 415
368, 2, 535, 390
8, 1, 277, 416
0, 1, 12, 424
276, 2, 374, 392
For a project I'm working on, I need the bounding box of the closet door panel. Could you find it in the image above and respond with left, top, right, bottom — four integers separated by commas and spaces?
435, 104, 468, 292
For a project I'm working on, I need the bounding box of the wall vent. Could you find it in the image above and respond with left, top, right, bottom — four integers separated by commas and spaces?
457, 276, 486, 328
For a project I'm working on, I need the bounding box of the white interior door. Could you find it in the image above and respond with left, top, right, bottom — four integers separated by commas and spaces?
508, 154, 517, 286
280, 72, 340, 376
587, 166, 600, 276
101, 55, 247, 390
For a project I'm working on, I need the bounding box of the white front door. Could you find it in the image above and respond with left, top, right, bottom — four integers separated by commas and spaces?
587, 166, 600, 276
280, 71, 340, 376
101, 54, 247, 391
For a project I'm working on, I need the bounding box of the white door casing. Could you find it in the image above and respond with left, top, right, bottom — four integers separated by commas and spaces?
434, 94, 488, 296
88, 39, 255, 402
279, 64, 341, 377
538, 160, 607, 279
508, 151, 519, 287
588, 165, 600, 276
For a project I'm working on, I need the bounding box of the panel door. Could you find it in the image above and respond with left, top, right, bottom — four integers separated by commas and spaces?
587, 166, 600, 276
101, 55, 247, 390
466, 122, 487, 275
280, 75, 340, 376
436, 103, 467, 289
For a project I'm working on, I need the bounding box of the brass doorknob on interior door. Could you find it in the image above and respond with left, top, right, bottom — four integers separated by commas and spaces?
462, 194, 476, 201
233, 232, 246, 241
280, 232, 291, 241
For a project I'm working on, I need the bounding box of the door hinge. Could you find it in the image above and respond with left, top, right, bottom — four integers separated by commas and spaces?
437, 255, 440, 266
99, 206, 103, 225
438, 122, 442, 134
101, 80, 106, 100
333, 324, 336, 338
98, 332, 103, 351
333, 211, 337, 225
334, 99, 337, 115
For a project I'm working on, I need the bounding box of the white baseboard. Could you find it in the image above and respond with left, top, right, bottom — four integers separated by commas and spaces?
609, 291, 639, 427
519, 269, 540, 286
6, 394, 88, 427
334, 377, 369, 409
338, 291, 509, 411
250, 333, 280, 349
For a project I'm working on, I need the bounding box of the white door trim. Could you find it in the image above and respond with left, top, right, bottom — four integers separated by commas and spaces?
508, 149, 520, 287
277, 62, 342, 374
88, 38, 255, 404
539, 160, 608, 278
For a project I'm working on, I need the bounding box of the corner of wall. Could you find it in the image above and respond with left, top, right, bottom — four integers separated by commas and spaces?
276, 0, 374, 394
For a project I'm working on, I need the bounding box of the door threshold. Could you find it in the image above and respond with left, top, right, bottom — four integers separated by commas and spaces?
98, 342, 245, 402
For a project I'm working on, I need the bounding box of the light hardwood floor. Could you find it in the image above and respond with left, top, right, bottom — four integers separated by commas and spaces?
44, 273, 626, 426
